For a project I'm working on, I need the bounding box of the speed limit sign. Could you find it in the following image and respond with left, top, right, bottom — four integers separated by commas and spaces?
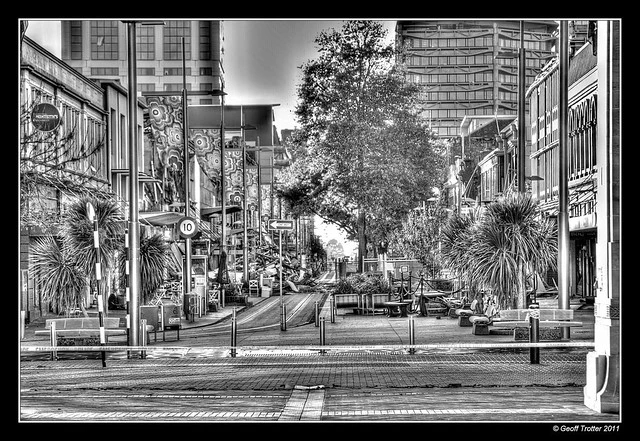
177, 216, 199, 238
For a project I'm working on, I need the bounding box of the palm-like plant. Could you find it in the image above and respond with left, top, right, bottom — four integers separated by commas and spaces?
119, 233, 170, 304
60, 195, 124, 314
441, 192, 557, 310
29, 235, 86, 316
474, 191, 557, 309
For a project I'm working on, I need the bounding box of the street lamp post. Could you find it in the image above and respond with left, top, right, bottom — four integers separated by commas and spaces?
125, 20, 141, 349
182, 37, 193, 316
518, 20, 527, 192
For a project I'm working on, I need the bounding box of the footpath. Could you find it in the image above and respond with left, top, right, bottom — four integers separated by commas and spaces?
20, 293, 622, 424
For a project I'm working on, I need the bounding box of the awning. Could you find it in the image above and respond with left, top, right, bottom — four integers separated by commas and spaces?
201, 205, 243, 217
140, 211, 185, 226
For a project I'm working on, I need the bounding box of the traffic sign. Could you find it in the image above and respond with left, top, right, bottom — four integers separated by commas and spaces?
267, 219, 294, 231
177, 216, 199, 238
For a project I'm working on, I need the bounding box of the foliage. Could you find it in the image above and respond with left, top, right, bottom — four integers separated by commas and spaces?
277, 20, 446, 265
388, 200, 449, 269
28, 235, 86, 315
332, 273, 390, 294
119, 233, 171, 304
440, 191, 557, 309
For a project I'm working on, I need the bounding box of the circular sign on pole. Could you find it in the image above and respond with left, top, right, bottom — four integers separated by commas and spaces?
30, 103, 61, 132
177, 216, 199, 239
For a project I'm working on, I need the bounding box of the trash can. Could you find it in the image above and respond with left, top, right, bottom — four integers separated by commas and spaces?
184, 294, 196, 321
140, 305, 160, 342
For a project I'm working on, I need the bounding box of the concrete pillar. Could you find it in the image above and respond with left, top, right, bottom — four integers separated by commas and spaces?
583, 20, 620, 414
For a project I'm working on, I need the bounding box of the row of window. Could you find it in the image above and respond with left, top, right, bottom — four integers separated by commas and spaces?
406, 34, 549, 51
69, 20, 214, 61
89, 67, 213, 77
407, 53, 544, 68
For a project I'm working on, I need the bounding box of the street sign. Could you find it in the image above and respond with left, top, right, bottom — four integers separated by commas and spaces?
267, 219, 294, 231
31, 102, 61, 132
177, 216, 199, 238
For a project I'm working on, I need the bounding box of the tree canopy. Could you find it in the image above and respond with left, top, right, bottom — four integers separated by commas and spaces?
277, 21, 447, 267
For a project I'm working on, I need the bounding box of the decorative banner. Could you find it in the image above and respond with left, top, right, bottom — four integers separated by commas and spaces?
191, 128, 221, 182
261, 184, 272, 217
146, 96, 184, 172
246, 166, 259, 212
225, 148, 243, 206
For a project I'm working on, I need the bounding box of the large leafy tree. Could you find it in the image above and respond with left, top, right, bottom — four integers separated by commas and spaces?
277, 21, 446, 270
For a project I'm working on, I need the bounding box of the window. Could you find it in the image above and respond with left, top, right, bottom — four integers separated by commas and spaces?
137, 24, 155, 60
91, 20, 119, 60
137, 67, 155, 76
164, 83, 191, 92
139, 83, 156, 92
199, 83, 213, 91
163, 67, 191, 76
199, 21, 211, 60
163, 21, 191, 60
70, 21, 82, 60
91, 67, 119, 76
200, 67, 213, 76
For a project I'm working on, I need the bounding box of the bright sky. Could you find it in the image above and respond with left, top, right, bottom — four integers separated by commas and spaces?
23, 19, 396, 131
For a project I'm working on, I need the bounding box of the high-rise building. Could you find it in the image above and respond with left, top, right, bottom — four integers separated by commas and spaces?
396, 20, 558, 146
60, 20, 224, 104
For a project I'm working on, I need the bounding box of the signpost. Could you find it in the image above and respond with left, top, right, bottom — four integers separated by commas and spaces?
177, 216, 199, 239
268, 219, 293, 330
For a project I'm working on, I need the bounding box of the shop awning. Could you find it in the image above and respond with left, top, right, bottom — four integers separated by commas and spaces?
201, 205, 243, 217
139, 211, 185, 226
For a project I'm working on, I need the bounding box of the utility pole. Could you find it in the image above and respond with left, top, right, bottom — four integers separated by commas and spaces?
557, 21, 571, 337
125, 21, 140, 349
518, 20, 526, 192
182, 37, 193, 315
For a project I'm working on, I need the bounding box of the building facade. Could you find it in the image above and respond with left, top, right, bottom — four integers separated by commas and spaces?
396, 20, 557, 150
60, 20, 224, 104
19, 35, 146, 321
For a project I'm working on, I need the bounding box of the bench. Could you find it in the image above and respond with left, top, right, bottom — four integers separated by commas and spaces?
383, 301, 412, 317
34, 317, 127, 346
481, 308, 582, 339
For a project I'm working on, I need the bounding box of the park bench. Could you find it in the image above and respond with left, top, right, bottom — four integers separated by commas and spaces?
470, 308, 582, 338
34, 317, 127, 346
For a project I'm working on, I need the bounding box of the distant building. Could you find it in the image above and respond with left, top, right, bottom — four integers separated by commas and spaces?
60, 20, 224, 104
396, 20, 557, 157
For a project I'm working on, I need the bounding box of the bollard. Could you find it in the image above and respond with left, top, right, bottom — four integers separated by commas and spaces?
140, 318, 147, 359
281, 303, 287, 331
21, 311, 26, 340
50, 320, 57, 361
330, 295, 335, 323
529, 303, 540, 364
230, 307, 237, 358
408, 315, 416, 355
314, 301, 319, 327
319, 316, 326, 355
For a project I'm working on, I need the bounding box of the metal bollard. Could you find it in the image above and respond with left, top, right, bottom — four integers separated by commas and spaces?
315, 301, 319, 327
281, 304, 287, 331
230, 307, 237, 358
529, 303, 540, 364
408, 315, 416, 355
50, 321, 57, 361
319, 316, 326, 355
140, 318, 147, 359
21, 311, 26, 340
330, 295, 335, 323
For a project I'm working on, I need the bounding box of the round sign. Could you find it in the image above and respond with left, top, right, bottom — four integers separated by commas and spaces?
31, 103, 61, 132
177, 216, 199, 239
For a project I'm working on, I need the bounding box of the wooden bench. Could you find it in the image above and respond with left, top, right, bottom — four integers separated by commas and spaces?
383, 301, 412, 317
34, 317, 127, 346
488, 308, 582, 339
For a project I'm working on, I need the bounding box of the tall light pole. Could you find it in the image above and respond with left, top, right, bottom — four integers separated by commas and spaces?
181, 37, 193, 315
558, 21, 571, 336
125, 20, 141, 348
219, 84, 227, 308
518, 20, 527, 192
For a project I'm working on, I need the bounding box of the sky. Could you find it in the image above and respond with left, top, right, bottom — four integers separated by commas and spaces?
23, 18, 375, 254
23, 19, 396, 131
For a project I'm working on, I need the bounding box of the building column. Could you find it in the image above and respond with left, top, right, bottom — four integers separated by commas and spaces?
583, 20, 620, 414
